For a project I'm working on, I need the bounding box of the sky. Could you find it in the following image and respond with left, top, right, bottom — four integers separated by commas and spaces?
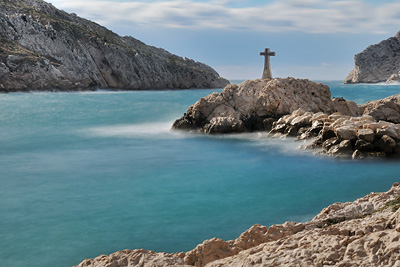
46, 0, 400, 80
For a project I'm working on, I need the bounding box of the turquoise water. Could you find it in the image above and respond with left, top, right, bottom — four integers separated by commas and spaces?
1, 81, 400, 267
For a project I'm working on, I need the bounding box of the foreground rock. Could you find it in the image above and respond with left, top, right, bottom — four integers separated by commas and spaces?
345, 31, 400, 84
0, 0, 228, 91
76, 183, 400, 266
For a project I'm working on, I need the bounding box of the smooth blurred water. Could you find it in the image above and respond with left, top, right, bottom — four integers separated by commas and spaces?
1, 82, 400, 267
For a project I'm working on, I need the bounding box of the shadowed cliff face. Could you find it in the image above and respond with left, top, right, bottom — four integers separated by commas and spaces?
345, 31, 400, 84
0, 0, 229, 91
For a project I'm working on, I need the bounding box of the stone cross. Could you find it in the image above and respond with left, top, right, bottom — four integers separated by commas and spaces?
260, 48, 275, 79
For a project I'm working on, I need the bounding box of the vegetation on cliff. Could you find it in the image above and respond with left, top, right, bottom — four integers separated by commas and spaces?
0, 0, 229, 91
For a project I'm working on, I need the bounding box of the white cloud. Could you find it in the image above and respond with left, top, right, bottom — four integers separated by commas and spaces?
46, 0, 400, 34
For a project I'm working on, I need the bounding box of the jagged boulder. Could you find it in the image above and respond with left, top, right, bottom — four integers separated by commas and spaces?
362, 95, 400, 123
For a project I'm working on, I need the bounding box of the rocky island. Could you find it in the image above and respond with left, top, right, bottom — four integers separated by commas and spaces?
0, 0, 229, 92
76, 183, 400, 266
345, 31, 400, 84
172, 77, 400, 158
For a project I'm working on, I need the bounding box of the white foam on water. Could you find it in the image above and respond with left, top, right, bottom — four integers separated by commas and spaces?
210, 132, 320, 157
83, 123, 322, 156
349, 81, 400, 86
83, 122, 189, 139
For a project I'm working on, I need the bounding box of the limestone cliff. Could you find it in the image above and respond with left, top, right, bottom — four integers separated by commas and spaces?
75, 183, 400, 267
345, 31, 400, 84
0, 0, 229, 91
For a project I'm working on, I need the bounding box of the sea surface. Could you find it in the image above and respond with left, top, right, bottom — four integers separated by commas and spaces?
1, 80, 400, 267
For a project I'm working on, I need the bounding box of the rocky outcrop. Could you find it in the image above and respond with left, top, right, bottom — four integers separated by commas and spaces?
269, 108, 400, 158
0, 0, 229, 91
345, 31, 400, 84
75, 183, 400, 267
172, 77, 400, 158
172, 78, 338, 134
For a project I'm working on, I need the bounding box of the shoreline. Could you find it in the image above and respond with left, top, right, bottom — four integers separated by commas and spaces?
0, 86, 228, 94
76, 183, 400, 267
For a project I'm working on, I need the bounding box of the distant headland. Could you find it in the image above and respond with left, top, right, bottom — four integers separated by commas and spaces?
345, 31, 400, 84
0, 0, 229, 92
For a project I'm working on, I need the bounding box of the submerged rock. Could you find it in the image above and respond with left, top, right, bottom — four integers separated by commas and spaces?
75, 183, 400, 267
0, 0, 229, 91
345, 31, 400, 84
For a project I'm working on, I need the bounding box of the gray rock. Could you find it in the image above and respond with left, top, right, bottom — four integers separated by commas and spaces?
320, 126, 337, 140
322, 137, 340, 151
335, 125, 358, 140
354, 139, 374, 152
203, 116, 245, 134
332, 97, 363, 117
262, 118, 275, 131
357, 128, 375, 142
352, 149, 364, 159
362, 95, 400, 123
376, 126, 400, 140
374, 135, 397, 154
345, 31, 400, 83
327, 140, 353, 156
387, 71, 400, 83
0, 62, 9, 77
266, 107, 400, 158
0, 0, 229, 91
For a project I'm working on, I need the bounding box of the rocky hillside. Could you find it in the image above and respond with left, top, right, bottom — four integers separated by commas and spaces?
75, 183, 400, 266
345, 31, 400, 83
0, 0, 229, 91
